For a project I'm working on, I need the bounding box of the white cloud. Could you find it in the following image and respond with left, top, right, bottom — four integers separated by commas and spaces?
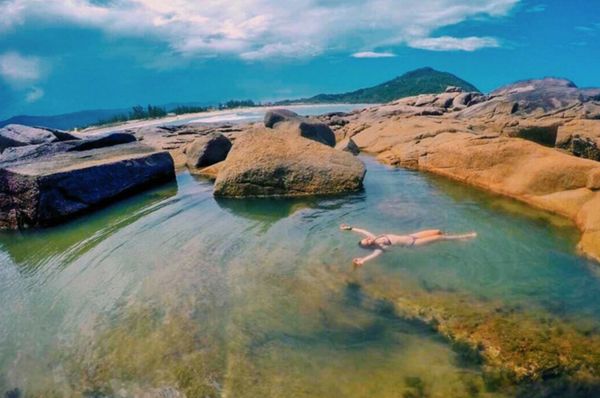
0, 0, 519, 60
352, 51, 396, 58
408, 36, 500, 51
25, 86, 44, 103
0, 52, 43, 84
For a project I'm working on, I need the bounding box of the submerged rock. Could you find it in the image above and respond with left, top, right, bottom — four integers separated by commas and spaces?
0, 143, 175, 228
185, 132, 232, 168
214, 129, 365, 197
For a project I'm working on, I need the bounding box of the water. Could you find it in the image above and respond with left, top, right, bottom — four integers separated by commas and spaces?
0, 157, 599, 397
168, 104, 369, 126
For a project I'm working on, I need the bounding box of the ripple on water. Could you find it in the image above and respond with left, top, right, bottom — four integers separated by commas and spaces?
0, 157, 599, 396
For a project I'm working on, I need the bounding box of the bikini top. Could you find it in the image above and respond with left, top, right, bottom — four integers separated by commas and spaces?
375, 234, 416, 247
374, 235, 393, 247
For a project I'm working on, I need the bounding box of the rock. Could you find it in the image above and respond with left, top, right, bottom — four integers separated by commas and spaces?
0, 132, 137, 163
185, 133, 232, 168
214, 129, 365, 197
0, 124, 59, 151
503, 123, 559, 147
557, 135, 600, 161
0, 143, 175, 228
335, 137, 360, 155
445, 86, 464, 93
264, 109, 301, 128
192, 161, 225, 180
587, 169, 600, 190
264, 109, 336, 147
274, 120, 336, 147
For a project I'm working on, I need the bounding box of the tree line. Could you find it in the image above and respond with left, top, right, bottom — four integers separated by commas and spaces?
93, 100, 260, 127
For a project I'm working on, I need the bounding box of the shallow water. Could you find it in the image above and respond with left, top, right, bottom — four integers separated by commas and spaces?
0, 157, 599, 397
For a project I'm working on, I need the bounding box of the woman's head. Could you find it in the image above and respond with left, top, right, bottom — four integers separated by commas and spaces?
359, 237, 376, 248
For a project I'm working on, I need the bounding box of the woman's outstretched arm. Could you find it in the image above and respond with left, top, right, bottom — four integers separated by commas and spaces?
340, 224, 375, 238
353, 249, 383, 267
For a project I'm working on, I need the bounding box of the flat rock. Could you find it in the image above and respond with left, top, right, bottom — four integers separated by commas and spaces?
0, 132, 137, 163
214, 129, 365, 197
0, 143, 175, 228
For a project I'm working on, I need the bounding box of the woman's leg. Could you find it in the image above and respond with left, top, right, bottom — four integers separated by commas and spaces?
413, 232, 477, 246
410, 229, 442, 239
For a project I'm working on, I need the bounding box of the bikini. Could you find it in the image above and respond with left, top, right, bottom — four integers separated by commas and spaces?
375, 234, 416, 247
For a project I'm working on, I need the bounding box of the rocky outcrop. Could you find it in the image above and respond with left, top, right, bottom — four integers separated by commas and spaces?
0, 124, 74, 151
213, 129, 365, 197
0, 143, 175, 228
333, 78, 600, 262
264, 109, 336, 147
0, 132, 137, 163
185, 133, 232, 168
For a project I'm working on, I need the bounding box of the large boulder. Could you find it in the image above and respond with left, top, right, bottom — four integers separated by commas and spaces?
264, 109, 301, 128
0, 124, 59, 151
213, 129, 365, 197
264, 109, 336, 147
185, 133, 232, 168
0, 143, 175, 228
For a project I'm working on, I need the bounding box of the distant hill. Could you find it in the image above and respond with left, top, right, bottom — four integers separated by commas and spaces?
0, 101, 215, 131
279, 67, 479, 104
0, 109, 129, 130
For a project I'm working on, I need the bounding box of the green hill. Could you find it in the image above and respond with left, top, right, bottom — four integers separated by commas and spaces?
280, 67, 479, 104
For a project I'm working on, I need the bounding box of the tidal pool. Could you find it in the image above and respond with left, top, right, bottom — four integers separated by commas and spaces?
1, 157, 599, 397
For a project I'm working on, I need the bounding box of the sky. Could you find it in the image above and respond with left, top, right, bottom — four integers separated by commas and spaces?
0, 0, 598, 119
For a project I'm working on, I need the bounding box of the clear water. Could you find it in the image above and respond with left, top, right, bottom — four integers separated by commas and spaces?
0, 157, 599, 397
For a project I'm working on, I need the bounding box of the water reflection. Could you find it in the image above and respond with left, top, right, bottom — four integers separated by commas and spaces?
0, 181, 178, 269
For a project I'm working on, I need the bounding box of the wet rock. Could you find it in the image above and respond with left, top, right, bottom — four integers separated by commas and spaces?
185, 132, 232, 168
0, 143, 175, 228
214, 129, 365, 197
335, 137, 360, 155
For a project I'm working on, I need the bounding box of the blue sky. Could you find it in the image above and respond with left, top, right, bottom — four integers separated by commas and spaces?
0, 0, 598, 119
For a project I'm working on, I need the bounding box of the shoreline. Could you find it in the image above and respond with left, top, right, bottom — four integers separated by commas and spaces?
79, 103, 373, 136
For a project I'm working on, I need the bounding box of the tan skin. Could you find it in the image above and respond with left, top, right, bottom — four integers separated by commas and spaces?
340, 224, 477, 267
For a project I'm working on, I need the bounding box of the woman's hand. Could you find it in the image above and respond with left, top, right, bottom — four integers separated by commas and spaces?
353, 258, 365, 267
340, 224, 352, 231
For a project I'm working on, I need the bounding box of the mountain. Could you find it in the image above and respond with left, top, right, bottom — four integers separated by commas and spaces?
0, 101, 215, 131
0, 109, 129, 130
279, 67, 479, 104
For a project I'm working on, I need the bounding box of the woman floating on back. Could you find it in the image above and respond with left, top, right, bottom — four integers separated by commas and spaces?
340, 224, 477, 267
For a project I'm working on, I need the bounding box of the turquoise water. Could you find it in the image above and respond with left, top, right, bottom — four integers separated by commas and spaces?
0, 157, 599, 397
